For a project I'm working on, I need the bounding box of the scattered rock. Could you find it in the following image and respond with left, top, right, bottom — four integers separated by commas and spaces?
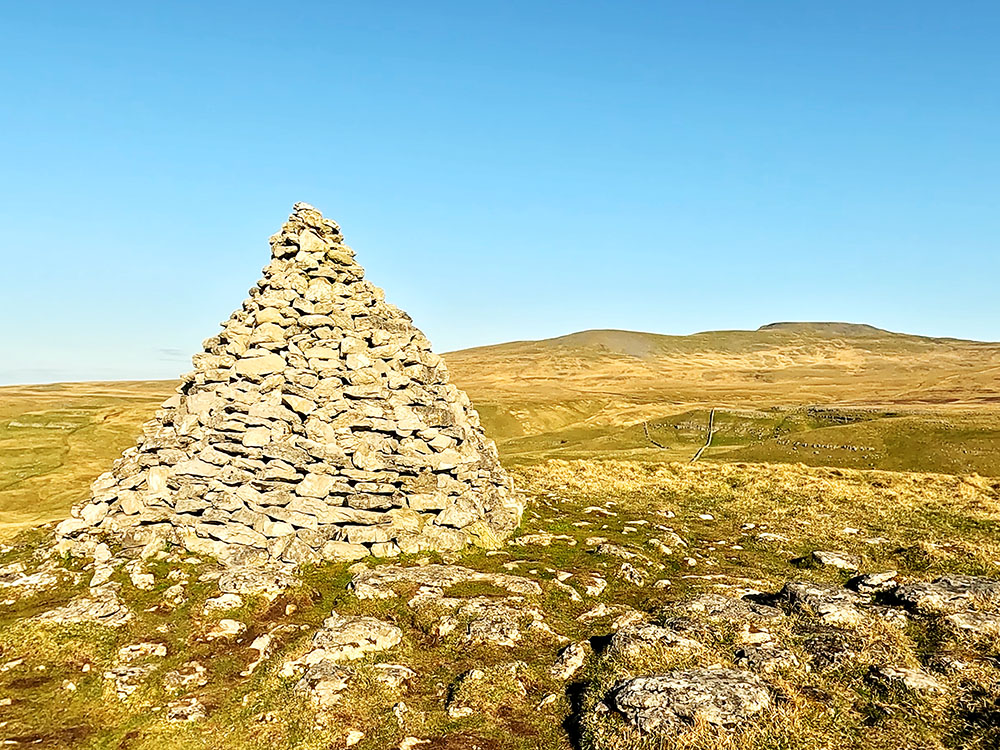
352, 564, 541, 600
118, 642, 167, 661
578, 603, 643, 629
104, 664, 157, 699
399, 738, 429, 750
0, 564, 59, 596
734, 645, 799, 674
811, 550, 861, 571
869, 665, 946, 696
802, 629, 857, 671
595, 543, 645, 562
895, 576, 1000, 615
218, 565, 296, 599
780, 581, 864, 627
447, 662, 526, 719
537, 693, 558, 709
551, 642, 590, 680
607, 621, 703, 660
944, 610, 1000, 638
434, 597, 558, 647
370, 663, 416, 690
509, 532, 576, 547
36, 586, 131, 628
242, 633, 274, 676
163, 661, 208, 693
617, 562, 646, 587
126, 561, 155, 590
680, 593, 783, 623
203, 592, 245, 614
295, 662, 353, 709
297, 612, 402, 664
578, 573, 607, 597
206, 618, 246, 640
848, 571, 898, 595
166, 697, 207, 722
610, 668, 771, 733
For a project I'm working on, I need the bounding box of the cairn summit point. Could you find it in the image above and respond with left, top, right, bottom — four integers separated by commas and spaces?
57, 203, 523, 565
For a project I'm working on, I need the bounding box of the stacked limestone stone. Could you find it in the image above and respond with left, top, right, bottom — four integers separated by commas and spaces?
57, 203, 523, 566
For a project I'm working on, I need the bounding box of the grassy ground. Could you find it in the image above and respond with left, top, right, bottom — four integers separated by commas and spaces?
0, 382, 172, 534
1, 460, 998, 749
4, 383, 1000, 541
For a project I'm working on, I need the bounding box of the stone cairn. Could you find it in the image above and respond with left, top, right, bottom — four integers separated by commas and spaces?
57, 203, 523, 566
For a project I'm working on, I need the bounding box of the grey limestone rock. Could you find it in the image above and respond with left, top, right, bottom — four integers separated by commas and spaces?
868, 665, 946, 696
811, 550, 862, 571
780, 581, 865, 627
551, 642, 590, 680
895, 575, 1000, 615
36, 585, 132, 628
351, 563, 542, 600
679, 593, 784, 623
56, 203, 523, 566
607, 621, 703, 660
610, 668, 771, 733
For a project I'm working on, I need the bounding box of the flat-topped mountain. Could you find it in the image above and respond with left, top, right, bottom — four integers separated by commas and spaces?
445, 323, 1000, 406
441, 323, 1000, 474
757, 321, 894, 336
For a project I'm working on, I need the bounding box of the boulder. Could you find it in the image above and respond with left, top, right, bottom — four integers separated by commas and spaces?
610, 668, 771, 733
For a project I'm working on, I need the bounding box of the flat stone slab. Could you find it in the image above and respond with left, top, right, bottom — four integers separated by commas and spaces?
351, 564, 542, 600
895, 576, 1000, 615
218, 565, 297, 598
679, 593, 784, 622
780, 581, 865, 627
433, 596, 557, 647
0, 562, 60, 597
607, 622, 703, 660
811, 550, 862, 571
611, 668, 771, 733
304, 613, 403, 662
36, 586, 131, 628
944, 610, 1000, 637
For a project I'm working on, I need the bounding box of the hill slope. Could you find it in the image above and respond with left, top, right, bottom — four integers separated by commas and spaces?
2, 323, 999, 535
444, 324, 1000, 471
446, 324, 1000, 406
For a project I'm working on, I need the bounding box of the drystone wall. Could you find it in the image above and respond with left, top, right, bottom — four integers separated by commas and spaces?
57, 203, 523, 566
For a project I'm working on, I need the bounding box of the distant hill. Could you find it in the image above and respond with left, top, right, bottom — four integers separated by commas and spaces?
445, 323, 1000, 406
757, 321, 893, 336
443, 323, 1000, 473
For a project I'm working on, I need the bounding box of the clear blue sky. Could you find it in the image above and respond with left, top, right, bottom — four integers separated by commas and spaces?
2, 2, 998, 384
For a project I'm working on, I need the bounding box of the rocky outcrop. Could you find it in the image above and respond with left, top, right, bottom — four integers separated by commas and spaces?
35, 585, 132, 628
55, 203, 523, 565
610, 669, 772, 732
351, 563, 542, 600
895, 575, 1000, 615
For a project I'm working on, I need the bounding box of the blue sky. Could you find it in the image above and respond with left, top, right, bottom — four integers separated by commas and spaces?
1, 2, 998, 384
